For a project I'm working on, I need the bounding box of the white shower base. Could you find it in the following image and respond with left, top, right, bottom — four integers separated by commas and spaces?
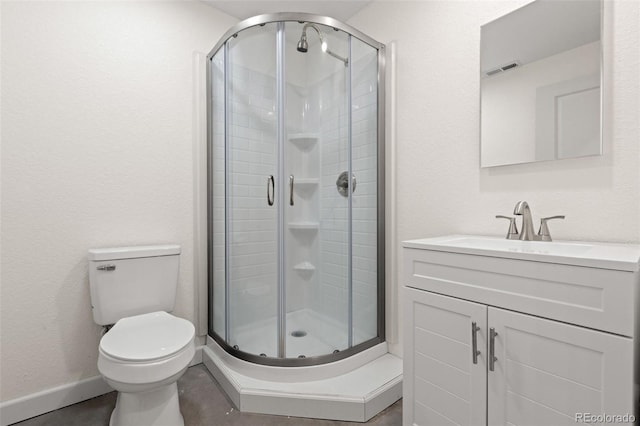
203, 338, 402, 422
231, 309, 368, 358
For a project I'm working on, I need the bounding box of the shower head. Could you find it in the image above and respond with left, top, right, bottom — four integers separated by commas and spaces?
296, 33, 308, 52
296, 23, 348, 66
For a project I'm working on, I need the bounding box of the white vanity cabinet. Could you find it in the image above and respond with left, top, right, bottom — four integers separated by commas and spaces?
402, 236, 640, 426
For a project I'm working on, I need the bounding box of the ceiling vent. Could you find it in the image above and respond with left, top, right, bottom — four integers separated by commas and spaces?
485, 61, 521, 77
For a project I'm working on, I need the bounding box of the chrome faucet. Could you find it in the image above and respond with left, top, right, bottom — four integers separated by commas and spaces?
501, 201, 565, 241
513, 201, 538, 241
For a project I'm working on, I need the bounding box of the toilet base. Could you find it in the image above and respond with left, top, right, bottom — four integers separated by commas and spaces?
109, 382, 184, 426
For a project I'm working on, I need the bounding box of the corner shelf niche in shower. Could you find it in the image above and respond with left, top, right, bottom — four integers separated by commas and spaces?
293, 261, 315, 279
288, 222, 319, 231
288, 133, 319, 151
294, 178, 319, 193
293, 261, 316, 272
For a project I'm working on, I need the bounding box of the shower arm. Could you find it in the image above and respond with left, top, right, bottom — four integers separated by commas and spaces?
301, 23, 348, 66
326, 48, 349, 66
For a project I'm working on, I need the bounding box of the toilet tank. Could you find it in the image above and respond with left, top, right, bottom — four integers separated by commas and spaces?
88, 245, 181, 325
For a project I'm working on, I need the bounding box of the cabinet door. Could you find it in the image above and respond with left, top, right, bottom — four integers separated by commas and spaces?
487, 307, 634, 426
404, 288, 487, 426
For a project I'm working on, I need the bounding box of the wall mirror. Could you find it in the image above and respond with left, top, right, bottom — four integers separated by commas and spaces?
480, 0, 602, 168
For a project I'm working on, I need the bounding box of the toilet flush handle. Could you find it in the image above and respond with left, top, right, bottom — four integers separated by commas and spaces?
96, 264, 116, 271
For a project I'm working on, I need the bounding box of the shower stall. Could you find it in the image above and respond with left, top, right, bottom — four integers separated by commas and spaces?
207, 13, 385, 368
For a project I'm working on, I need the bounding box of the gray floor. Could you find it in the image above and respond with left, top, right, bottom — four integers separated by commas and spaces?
14, 365, 402, 426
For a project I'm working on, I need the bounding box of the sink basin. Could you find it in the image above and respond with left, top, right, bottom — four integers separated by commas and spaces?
403, 235, 640, 271
435, 236, 593, 255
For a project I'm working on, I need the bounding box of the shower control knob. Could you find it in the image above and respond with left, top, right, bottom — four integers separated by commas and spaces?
336, 172, 356, 197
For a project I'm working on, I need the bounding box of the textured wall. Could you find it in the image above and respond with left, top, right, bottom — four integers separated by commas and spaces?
348, 0, 640, 357
0, 1, 236, 401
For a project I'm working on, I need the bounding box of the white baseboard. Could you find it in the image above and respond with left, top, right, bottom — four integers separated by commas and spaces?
0, 346, 204, 426
0, 375, 112, 426
189, 345, 203, 367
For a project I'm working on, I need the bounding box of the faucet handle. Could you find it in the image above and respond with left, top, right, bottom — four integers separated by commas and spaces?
538, 215, 565, 241
496, 215, 519, 240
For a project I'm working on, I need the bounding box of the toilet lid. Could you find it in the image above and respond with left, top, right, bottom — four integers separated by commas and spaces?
100, 311, 195, 362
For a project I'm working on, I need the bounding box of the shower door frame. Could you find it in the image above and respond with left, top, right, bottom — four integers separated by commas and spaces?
206, 12, 386, 367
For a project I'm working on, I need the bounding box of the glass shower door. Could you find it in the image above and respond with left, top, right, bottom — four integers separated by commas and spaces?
283, 22, 351, 358
350, 37, 379, 346
226, 24, 279, 357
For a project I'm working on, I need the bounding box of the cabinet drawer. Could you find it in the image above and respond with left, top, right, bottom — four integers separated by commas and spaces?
404, 248, 636, 336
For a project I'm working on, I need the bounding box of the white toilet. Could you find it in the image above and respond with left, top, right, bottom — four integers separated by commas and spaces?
88, 245, 195, 426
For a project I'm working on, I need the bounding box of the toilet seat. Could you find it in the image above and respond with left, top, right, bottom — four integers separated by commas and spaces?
98, 311, 195, 387
100, 311, 194, 362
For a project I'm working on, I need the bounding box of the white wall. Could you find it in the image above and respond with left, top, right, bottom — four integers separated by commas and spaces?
348, 0, 640, 356
0, 1, 236, 402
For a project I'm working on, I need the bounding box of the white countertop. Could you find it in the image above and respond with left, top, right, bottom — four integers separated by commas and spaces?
403, 235, 640, 272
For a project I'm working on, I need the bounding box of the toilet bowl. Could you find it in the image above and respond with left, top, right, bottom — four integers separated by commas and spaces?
98, 311, 195, 426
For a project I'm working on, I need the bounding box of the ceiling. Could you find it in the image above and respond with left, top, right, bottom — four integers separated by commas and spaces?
204, 1, 372, 22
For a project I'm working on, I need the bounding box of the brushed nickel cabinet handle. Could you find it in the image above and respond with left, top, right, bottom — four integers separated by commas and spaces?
471, 322, 481, 364
489, 327, 498, 372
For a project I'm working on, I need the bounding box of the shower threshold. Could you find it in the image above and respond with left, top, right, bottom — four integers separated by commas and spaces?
202, 339, 402, 422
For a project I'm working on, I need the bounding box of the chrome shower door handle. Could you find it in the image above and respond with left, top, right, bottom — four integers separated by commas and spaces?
489, 328, 498, 372
267, 175, 275, 206
471, 322, 481, 364
289, 175, 294, 206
